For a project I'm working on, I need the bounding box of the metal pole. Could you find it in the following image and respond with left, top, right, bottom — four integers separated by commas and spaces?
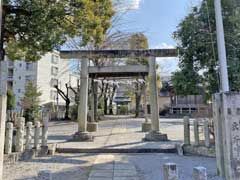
214, 0, 230, 92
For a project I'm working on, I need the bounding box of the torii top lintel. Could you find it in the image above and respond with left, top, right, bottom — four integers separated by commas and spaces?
60, 49, 177, 59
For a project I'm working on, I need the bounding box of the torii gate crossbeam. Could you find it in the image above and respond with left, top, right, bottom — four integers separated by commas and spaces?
60, 49, 177, 59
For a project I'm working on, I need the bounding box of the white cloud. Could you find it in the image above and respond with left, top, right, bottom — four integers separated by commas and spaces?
152, 43, 175, 49
113, 0, 143, 12
128, 0, 142, 10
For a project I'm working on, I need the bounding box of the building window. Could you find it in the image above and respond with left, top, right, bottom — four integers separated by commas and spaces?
50, 90, 57, 100
26, 62, 33, 70
19, 63, 22, 67
52, 54, 59, 64
8, 61, 14, 67
18, 89, 21, 93
51, 67, 59, 75
8, 69, 13, 78
19, 76, 21, 80
7, 81, 13, 90
25, 75, 34, 82
51, 78, 58, 87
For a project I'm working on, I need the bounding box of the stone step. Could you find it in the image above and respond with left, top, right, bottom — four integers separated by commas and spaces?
56, 147, 178, 154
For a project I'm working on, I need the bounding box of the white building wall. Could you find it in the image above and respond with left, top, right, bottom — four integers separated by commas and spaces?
6, 51, 78, 111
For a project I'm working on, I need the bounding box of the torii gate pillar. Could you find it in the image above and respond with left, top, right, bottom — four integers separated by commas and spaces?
144, 57, 168, 141
72, 59, 93, 141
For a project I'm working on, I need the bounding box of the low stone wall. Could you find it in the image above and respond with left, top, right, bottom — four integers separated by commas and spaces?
3, 112, 50, 164
183, 144, 215, 157
183, 116, 215, 157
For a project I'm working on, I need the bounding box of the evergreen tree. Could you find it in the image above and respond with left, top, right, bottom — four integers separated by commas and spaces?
172, 0, 240, 99
6, 89, 15, 110
21, 82, 42, 122
2, 0, 114, 61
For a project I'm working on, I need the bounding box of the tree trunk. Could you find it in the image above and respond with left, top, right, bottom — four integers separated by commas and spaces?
103, 83, 109, 115
65, 100, 70, 120
93, 81, 98, 120
104, 96, 108, 115
135, 83, 142, 118
109, 99, 113, 115
109, 84, 117, 115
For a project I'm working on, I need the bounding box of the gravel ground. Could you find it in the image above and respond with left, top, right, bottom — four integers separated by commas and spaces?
3, 153, 222, 180
3, 153, 96, 180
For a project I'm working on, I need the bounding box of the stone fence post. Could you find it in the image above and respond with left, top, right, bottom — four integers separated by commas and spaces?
163, 163, 178, 180
15, 117, 25, 152
25, 122, 33, 150
4, 122, 13, 154
193, 167, 207, 180
183, 116, 190, 145
38, 170, 52, 180
34, 121, 41, 149
204, 120, 210, 147
193, 119, 199, 146
42, 113, 49, 147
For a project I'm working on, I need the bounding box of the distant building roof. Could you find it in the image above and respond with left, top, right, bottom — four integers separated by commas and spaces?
114, 96, 131, 103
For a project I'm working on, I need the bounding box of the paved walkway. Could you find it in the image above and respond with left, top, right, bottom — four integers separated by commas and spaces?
88, 155, 139, 180
48, 116, 188, 152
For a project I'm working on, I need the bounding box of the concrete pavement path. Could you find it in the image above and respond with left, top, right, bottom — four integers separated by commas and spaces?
48, 116, 188, 152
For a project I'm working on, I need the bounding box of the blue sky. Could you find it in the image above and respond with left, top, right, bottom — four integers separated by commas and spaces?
114, 0, 202, 75
116, 0, 202, 48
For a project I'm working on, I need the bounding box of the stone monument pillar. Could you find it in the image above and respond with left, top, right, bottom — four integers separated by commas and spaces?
144, 56, 168, 141
73, 59, 92, 141
213, 93, 225, 177
213, 92, 240, 179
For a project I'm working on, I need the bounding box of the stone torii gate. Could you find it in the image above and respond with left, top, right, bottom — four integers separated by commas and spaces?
88, 65, 149, 132
60, 49, 177, 141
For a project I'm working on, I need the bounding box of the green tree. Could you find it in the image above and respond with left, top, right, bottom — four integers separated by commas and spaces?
126, 33, 149, 65
125, 33, 149, 117
21, 82, 42, 122
2, 0, 114, 61
172, 0, 240, 99
6, 89, 15, 110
